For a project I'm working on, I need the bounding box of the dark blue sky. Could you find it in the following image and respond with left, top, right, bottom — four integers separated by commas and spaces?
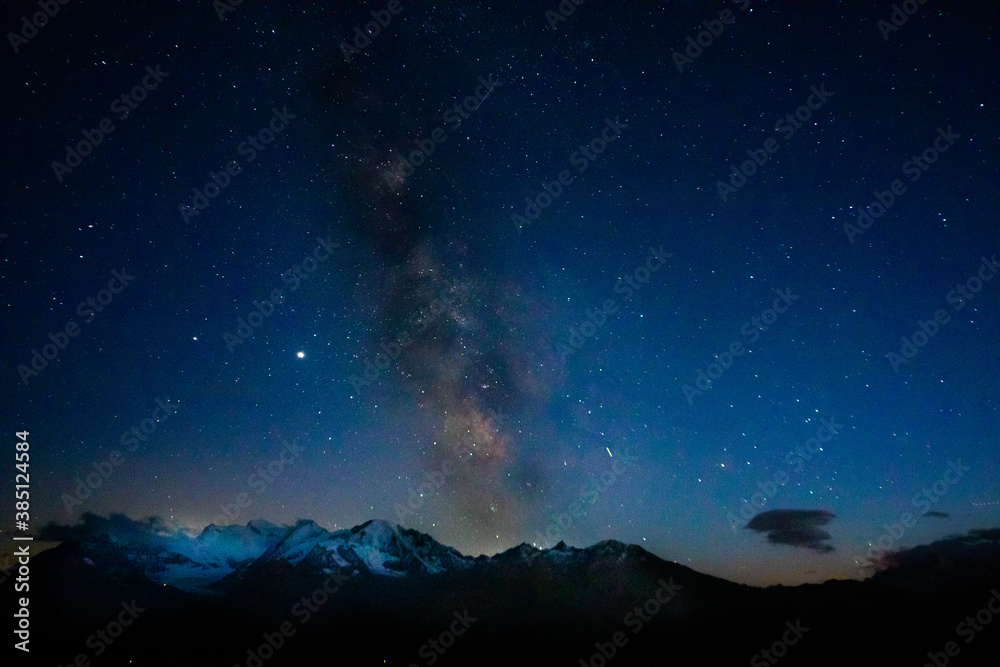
2, 0, 998, 586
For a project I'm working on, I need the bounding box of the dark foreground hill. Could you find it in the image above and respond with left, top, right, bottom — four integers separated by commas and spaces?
8, 519, 1000, 666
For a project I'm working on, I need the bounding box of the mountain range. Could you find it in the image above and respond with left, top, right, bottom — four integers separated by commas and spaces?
10, 519, 1000, 666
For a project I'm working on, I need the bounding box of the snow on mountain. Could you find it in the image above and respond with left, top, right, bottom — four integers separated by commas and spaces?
250, 519, 474, 577
154, 520, 289, 591
343, 519, 474, 574
71, 520, 291, 593
66, 518, 657, 594
194, 519, 288, 562
259, 519, 330, 566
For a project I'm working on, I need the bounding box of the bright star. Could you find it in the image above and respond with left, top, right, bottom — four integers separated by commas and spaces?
296, 351, 305, 359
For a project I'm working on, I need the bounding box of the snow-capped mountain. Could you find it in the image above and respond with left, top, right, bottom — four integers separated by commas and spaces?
16, 519, 1000, 667
63, 518, 680, 595
69, 518, 486, 593
71, 518, 290, 593
237, 518, 475, 580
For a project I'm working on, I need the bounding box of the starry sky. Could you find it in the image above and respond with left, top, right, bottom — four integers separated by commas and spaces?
2, 1, 998, 587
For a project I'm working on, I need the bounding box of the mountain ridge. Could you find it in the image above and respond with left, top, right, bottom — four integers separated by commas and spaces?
12, 518, 1000, 666
55, 518, 699, 594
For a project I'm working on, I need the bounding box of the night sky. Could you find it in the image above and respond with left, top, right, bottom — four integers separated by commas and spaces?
2, 1, 998, 587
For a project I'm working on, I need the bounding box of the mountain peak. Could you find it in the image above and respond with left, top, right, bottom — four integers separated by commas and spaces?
351, 518, 401, 538
42, 517, 677, 594
247, 519, 281, 534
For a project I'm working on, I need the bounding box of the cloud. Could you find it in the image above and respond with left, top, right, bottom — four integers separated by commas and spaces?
746, 509, 836, 554
924, 510, 950, 518
968, 528, 1000, 540
869, 528, 1000, 589
877, 527, 1000, 565
39, 513, 176, 545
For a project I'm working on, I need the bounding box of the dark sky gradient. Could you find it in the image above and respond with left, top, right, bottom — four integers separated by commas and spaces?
2, 1, 998, 587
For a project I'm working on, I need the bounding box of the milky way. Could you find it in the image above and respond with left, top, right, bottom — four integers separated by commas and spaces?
6, 1, 997, 587
321, 58, 540, 540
